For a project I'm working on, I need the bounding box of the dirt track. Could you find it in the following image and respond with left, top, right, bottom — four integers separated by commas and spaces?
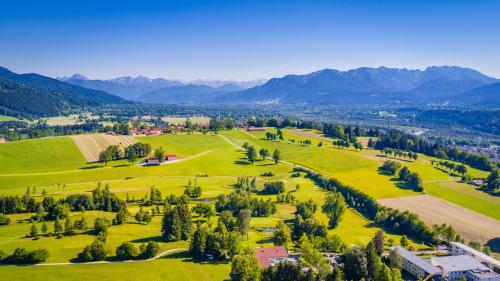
378, 194, 500, 244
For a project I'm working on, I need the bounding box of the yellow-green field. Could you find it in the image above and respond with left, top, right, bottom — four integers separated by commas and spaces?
0, 128, 497, 280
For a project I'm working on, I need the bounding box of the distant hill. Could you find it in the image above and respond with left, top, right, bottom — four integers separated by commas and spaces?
60, 75, 183, 100
0, 78, 92, 116
60, 75, 264, 100
136, 84, 238, 103
217, 66, 497, 105
450, 81, 500, 106
0, 67, 128, 116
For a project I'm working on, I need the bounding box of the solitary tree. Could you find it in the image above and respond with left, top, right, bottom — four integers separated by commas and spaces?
247, 146, 257, 164
259, 148, 269, 160
154, 147, 165, 162
272, 149, 281, 164
272, 221, 291, 249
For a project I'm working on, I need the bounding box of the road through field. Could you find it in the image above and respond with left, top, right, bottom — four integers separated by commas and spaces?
378, 194, 500, 245
0, 248, 187, 267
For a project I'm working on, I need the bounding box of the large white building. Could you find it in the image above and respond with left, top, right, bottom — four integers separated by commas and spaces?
392, 246, 442, 280
450, 242, 500, 273
392, 246, 500, 281
431, 255, 495, 281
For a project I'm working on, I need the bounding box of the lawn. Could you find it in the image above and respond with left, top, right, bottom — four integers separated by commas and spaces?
138, 133, 229, 158
0, 252, 230, 281
0, 115, 18, 121
0, 137, 89, 174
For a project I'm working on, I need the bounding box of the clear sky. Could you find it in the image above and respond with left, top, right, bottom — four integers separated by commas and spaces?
1, 0, 499, 80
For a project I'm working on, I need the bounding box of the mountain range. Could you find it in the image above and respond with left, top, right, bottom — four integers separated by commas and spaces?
0, 67, 128, 116
1, 65, 499, 117
60, 75, 265, 100
217, 66, 498, 106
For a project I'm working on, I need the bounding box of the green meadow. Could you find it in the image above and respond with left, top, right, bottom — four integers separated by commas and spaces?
0, 128, 496, 279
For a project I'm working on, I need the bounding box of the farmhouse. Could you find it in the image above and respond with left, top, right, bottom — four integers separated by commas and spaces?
469, 179, 484, 187
165, 154, 177, 161
145, 157, 160, 166
450, 242, 500, 273
148, 128, 162, 135
254, 246, 288, 268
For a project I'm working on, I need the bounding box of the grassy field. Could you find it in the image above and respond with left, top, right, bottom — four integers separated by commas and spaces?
0, 137, 89, 174
0, 128, 497, 279
0, 252, 230, 281
0, 115, 18, 121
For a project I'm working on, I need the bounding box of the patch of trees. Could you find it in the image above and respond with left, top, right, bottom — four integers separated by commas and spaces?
216, 190, 277, 218
485, 169, 499, 192
0, 247, 49, 264
398, 167, 424, 192
373, 130, 495, 171
292, 200, 327, 240
262, 181, 285, 194
124, 142, 152, 163
0, 213, 11, 225
184, 179, 202, 198
0, 120, 106, 141
322, 192, 346, 228
161, 202, 193, 241
234, 177, 257, 193
0, 184, 124, 219
190, 222, 242, 260
293, 167, 436, 244
112, 123, 130, 135
381, 148, 418, 160
379, 161, 401, 176
114, 241, 160, 260
209, 118, 235, 131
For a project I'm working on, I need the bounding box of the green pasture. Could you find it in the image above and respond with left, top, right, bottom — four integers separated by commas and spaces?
0, 252, 230, 281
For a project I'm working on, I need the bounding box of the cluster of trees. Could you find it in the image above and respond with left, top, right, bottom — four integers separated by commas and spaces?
265, 130, 283, 141
190, 222, 242, 260
124, 142, 152, 164
293, 167, 436, 244
373, 130, 495, 171
398, 167, 424, 192
99, 142, 151, 165
379, 161, 401, 176
332, 139, 363, 151
380, 148, 418, 160
234, 177, 257, 193
485, 169, 499, 192
208, 118, 236, 131
242, 143, 280, 164
0, 213, 11, 225
276, 192, 295, 203
0, 247, 49, 264
27, 216, 89, 239
433, 161, 468, 175
216, 190, 277, 219
0, 183, 124, 219
114, 241, 159, 260
262, 181, 285, 194
0, 120, 108, 141
292, 200, 328, 240
184, 179, 202, 198
161, 202, 193, 241
112, 123, 130, 135
321, 192, 346, 228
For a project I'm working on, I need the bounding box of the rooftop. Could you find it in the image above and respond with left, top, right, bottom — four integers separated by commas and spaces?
431, 255, 490, 272
254, 246, 288, 268
391, 246, 442, 274
450, 242, 500, 267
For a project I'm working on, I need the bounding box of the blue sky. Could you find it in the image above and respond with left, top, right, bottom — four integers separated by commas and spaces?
1, 0, 499, 80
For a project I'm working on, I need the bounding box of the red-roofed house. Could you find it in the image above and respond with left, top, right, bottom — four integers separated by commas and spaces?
254, 246, 288, 268
145, 157, 160, 166
165, 154, 177, 161
0, 136, 6, 144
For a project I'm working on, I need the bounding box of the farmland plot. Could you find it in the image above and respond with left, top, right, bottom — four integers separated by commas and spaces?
378, 194, 500, 245
70, 134, 138, 162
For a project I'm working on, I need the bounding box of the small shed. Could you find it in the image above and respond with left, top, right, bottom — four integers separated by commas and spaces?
165, 154, 177, 161
145, 158, 160, 166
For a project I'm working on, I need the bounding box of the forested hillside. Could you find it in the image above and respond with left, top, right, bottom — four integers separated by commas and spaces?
0, 67, 129, 117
